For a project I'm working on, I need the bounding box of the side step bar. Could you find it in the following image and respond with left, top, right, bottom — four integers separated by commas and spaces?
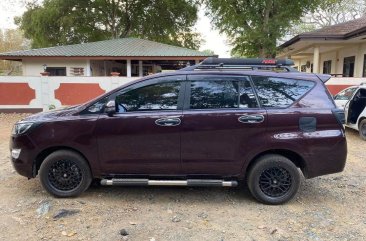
100, 178, 238, 187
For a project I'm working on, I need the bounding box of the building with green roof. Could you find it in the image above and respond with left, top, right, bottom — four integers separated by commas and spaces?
0, 38, 213, 77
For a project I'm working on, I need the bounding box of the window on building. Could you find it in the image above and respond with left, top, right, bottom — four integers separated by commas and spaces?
323, 60, 332, 74
343, 56, 355, 77
46, 67, 66, 76
70, 67, 84, 76
363, 55, 366, 77
300, 65, 306, 72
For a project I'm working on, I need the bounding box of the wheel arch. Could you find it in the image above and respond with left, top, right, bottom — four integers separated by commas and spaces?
245, 149, 307, 178
34, 146, 92, 177
358, 116, 366, 127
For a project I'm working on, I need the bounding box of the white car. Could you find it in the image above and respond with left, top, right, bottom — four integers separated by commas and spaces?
341, 84, 366, 140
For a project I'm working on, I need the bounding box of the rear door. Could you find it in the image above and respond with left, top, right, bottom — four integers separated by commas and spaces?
345, 87, 366, 125
181, 74, 267, 176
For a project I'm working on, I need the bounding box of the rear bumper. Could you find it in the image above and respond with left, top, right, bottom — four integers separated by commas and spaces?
9, 134, 38, 178
303, 133, 347, 179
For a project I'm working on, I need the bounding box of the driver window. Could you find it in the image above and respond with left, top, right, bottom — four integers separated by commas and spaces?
115, 82, 181, 113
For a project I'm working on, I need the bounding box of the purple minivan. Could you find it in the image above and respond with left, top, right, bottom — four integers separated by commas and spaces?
10, 58, 347, 204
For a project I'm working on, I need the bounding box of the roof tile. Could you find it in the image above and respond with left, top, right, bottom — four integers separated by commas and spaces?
0, 38, 211, 57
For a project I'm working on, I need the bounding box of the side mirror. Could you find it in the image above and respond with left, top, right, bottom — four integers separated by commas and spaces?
105, 100, 116, 117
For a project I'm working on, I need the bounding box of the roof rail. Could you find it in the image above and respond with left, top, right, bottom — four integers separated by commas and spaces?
180, 57, 297, 72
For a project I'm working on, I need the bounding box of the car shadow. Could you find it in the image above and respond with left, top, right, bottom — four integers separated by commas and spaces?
85, 182, 256, 205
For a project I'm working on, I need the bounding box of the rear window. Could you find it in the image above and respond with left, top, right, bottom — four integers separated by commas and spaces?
252, 76, 315, 108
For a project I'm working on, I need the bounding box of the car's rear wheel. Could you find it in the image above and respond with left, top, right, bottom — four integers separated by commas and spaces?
247, 154, 300, 205
359, 119, 366, 141
39, 150, 92, 197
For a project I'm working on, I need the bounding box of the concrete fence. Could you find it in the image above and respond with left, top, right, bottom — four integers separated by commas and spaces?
325, 77, 365, 95
0, 76, 138, 112
0, 76, 365, 112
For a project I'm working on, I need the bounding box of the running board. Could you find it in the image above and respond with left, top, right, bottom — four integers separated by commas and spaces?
100, 178, 238, 187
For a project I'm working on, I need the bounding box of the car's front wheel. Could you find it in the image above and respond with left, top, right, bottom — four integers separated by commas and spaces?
247, 154, 301, 205
39, 150, 92, 197
359, 119, 366, 141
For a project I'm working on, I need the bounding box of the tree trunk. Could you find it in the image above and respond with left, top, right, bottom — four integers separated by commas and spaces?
260, 0, 273, 58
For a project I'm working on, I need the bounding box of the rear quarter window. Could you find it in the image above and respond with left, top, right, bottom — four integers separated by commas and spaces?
252, 76, 315, 108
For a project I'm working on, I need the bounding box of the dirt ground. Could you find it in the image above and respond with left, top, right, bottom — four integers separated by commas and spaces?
0, 113, 365, 241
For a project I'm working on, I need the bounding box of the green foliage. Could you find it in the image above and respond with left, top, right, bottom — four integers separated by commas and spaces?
295, 0, 366, 32
16, 0, 201, 49
201, 49, 216, 55
0, 29, 29, 72
204, 0, 322, 57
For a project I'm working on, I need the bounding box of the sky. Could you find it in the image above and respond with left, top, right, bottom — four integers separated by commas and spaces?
0, 2, 231, 57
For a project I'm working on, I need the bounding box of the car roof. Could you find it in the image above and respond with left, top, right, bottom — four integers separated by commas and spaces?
158, 69, 324, 82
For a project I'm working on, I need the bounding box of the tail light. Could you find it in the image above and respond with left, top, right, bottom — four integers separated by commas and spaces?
332, 108, 345, 125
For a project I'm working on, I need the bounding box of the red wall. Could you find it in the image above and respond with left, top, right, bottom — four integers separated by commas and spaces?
0, 83, 35, 105
55, 83, 105, 105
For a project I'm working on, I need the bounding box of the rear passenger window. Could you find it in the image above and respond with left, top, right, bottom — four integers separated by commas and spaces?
189, 76, 258, 109
252, 76, 314, 107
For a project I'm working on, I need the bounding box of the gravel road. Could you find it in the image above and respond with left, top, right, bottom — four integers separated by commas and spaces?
0, 113, 365, 241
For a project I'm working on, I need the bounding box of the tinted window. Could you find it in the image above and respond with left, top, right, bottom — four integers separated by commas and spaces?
84, 97, 108, 114
116, 82, 181, 112
240, 80, 259, 108
252, 76, 314, 108
189, 76, 258, 109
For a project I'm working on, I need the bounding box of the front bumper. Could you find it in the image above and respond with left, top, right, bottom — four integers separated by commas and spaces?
9, 134, 38, 178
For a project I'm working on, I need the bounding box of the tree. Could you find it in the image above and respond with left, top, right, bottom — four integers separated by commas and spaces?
0, 29, 29, 73
289, 0, 366, 36
16, 0, 201, 49
204, 0, 322, 57
201, 49, 216, 55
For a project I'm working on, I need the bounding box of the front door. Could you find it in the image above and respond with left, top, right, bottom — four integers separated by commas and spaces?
181, 75, 267, 176
96, 76, 185, 175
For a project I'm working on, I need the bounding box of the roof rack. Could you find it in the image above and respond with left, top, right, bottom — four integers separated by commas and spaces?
180, 57, 298, 72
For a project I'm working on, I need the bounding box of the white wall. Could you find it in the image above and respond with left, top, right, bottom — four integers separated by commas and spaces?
294, 43, 366, 77
0, 76, 138, 111
23, 59, 88, 76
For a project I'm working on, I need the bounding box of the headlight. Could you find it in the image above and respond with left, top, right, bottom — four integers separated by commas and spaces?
12, 122, 35, 135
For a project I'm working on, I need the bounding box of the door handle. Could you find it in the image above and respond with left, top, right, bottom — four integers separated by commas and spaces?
155, 117, 181, 126
238, 115, 264, 123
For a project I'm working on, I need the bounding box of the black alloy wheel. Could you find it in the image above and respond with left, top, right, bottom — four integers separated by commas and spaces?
39, 150, 92, 197
48, 160, 83, 191
259, 167, 292, 198
247, 154, 301, 205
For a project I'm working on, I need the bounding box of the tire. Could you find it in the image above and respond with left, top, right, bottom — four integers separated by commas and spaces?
247, 154, 301, 205
359, 119, 366, 141
39, 150, 92, 197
